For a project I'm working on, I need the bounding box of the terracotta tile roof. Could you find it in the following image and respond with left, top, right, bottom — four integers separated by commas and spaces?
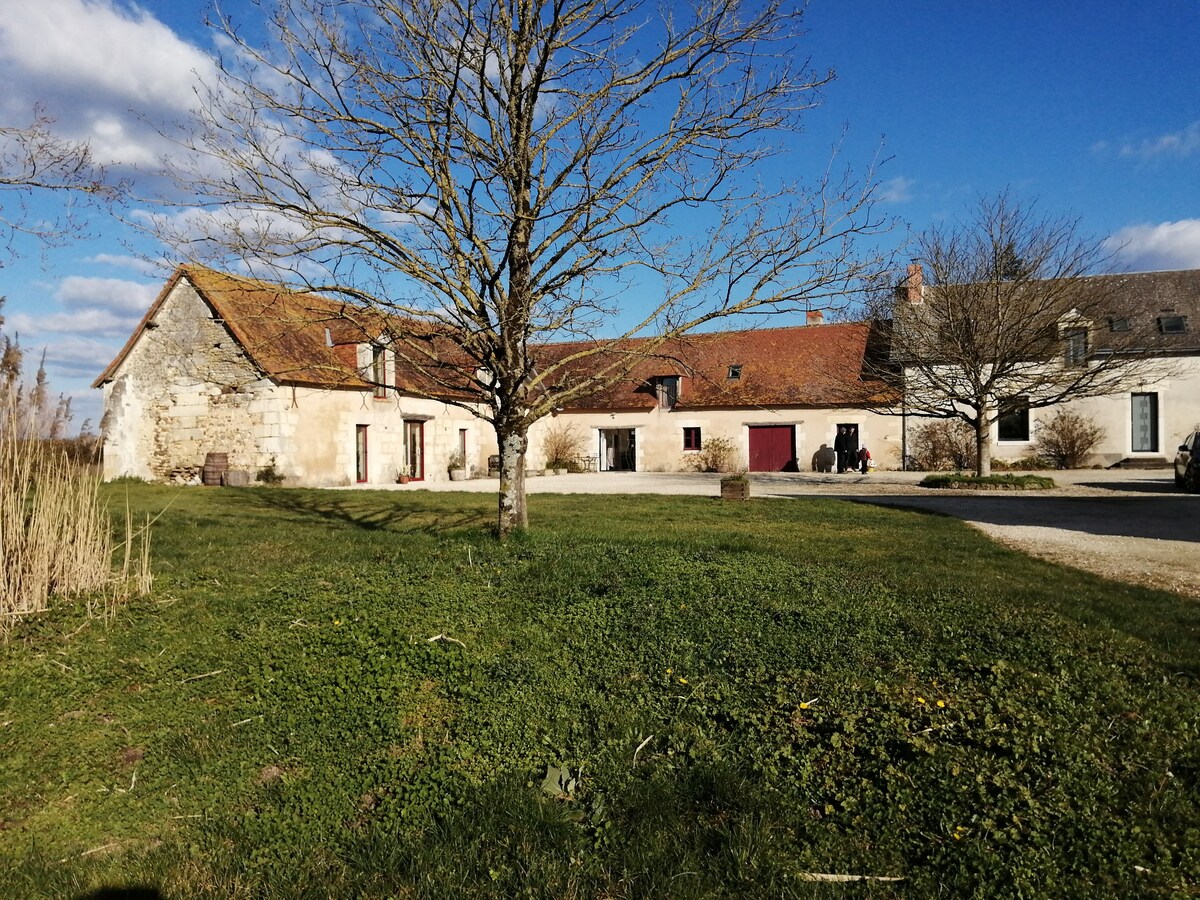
95, 266, 894, 409
538, 322, 895, 411
93, 265, 376, 389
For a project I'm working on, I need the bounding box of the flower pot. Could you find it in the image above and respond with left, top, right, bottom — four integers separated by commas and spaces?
720, 479, 750, 501
449, 469, 467, 481
555, 467, 568, 476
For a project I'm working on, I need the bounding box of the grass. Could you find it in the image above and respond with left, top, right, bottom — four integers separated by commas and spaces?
1, 484, 1197, 898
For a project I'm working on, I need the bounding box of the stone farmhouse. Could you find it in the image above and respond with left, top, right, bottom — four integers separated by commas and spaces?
94, 264, 1200, 485
94, 265, 901, 484
895, 265, 1200, 468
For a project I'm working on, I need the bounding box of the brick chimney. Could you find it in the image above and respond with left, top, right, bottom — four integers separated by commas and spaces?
904, 263, 924, 304
806, 309, 824, 326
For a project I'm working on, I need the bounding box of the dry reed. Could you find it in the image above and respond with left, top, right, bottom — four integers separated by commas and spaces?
0, 385, 150, 637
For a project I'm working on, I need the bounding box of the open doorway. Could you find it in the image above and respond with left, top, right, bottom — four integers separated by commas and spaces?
600, 428, 636, 471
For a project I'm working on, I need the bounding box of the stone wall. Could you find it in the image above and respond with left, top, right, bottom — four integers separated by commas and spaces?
101, 280, 284, 481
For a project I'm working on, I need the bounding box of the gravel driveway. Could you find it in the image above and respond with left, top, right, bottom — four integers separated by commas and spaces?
382, 467, 1200, 598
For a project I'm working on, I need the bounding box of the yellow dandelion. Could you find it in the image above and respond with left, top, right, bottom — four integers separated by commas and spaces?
678, 677, 688, 684
799, 702, 810, 710
916, 696, 926, 705
666, 667, 673, 675
937, 700, 946, 708
333, 619, 342, 626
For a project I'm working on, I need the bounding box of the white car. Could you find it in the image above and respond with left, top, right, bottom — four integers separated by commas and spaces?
1176, 431, 1199, 492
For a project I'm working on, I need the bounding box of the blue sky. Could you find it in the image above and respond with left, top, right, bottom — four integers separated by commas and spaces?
1, 0, 1198, 428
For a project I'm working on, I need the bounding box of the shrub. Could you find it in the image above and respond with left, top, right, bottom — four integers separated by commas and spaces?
908, 420, 977, 471
541, 421, 586, 468
257, 458, 285, 484
1033, 410, 1105, 469
920, 473, 1055, 490
685, 435, 737, 473
992, 456, 1048, 471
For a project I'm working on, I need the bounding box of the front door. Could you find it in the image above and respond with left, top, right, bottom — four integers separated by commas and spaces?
600, 429, 636, 471
355, 425, 369, 483
1131, 393, 1159, 453
748, 425, 795, 472
405, 420, 425, 480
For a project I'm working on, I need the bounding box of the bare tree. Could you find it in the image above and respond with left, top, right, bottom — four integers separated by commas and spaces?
160, 0, 886, 535
876, 193, 1169, 476
0, 107, 121, 260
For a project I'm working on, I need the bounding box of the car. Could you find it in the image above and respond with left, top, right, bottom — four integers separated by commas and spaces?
1177, 431, 1199, 492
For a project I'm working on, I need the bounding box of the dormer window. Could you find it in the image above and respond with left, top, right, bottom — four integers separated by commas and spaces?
371, 345, 387, 398
655, 375, 680, 409
1158, 315, 1187, 334
1063, 328, 1088, 367
727, 364, 742, 380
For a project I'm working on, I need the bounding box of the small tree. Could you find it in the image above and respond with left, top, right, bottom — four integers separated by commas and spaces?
874, 192, 1169, 476
1033, 410, 1105, 469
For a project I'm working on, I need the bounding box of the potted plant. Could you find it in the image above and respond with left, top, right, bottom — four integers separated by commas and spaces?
719, 471, 750, 500
447, 450, 468, 481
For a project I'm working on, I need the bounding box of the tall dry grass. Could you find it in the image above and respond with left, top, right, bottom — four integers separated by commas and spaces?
0, 381, 151, 637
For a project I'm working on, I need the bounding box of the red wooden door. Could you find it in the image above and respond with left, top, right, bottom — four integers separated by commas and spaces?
748, 425, 795, 472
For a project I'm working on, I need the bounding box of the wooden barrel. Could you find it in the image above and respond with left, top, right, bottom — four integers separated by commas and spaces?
202, 452, 229, 486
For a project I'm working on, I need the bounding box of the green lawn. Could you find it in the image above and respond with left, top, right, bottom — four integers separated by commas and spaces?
1, 484, 1197, 898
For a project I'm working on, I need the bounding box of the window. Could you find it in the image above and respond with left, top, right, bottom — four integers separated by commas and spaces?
1131, 393, 1159, 452
727, 364, 742, 380
683, 427, 702, 451
1108, 316, 1130, 333
1063, 328, 1088, 367
655, 375, 680, 409
1158, 315, 1187, 334
371, 345, 387, 398
997, 397, 1030, 442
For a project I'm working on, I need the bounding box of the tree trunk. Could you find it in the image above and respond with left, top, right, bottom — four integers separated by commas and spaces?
496, 424, 528, 537
975, 418, 992, 478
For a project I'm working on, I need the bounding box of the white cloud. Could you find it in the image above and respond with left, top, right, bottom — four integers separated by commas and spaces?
878, 176, 914, 204
0, 0, 217, 166
9, 307, 140, 338
1116, 122, 1200, 162
1106, 219, 1200, 272
54, 276, 158, 314
85, 253, 169, 276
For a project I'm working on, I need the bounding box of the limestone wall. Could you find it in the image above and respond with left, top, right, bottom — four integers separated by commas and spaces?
101, 280, 284, 481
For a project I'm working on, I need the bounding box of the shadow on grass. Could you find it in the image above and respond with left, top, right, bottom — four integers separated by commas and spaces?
850, 500, 1200, 679
233, 487, 493, 535
74, 889, 164, 900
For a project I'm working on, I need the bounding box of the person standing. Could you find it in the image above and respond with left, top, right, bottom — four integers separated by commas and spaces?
845, 426, 860, 474
833, 426, 848, 473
